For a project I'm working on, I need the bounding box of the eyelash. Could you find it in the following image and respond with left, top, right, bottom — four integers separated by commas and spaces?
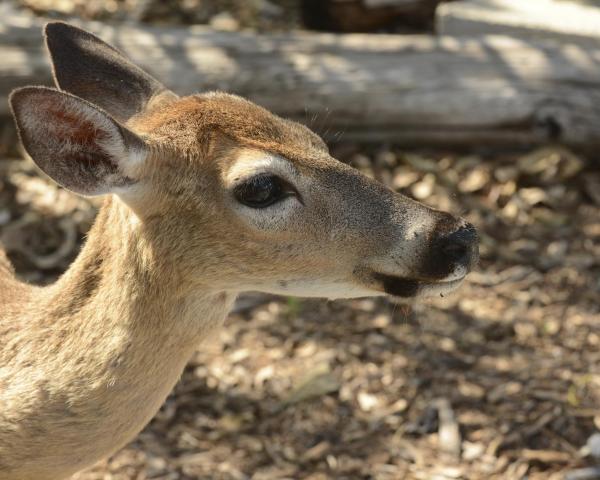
233, 173, 297, 209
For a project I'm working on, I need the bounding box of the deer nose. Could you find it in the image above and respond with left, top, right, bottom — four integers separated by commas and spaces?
438, 223, 479, 270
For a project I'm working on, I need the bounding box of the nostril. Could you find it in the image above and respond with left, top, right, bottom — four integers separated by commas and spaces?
440, 223, 478, 265
442, 242, 469, 262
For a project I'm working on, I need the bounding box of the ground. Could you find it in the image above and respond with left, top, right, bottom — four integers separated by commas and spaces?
1, 138, 599, 479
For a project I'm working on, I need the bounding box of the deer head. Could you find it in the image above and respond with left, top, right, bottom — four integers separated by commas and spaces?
10, 22, 478, 302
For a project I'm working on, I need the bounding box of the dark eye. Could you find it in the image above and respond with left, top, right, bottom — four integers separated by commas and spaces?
233, 174, 293, 208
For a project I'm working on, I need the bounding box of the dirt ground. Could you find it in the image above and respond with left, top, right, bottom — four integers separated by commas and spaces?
1, 133, 599, 479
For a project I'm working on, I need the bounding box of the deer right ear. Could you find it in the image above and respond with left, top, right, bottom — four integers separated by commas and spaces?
10, 87, 148, 197
45, 22, 177, 123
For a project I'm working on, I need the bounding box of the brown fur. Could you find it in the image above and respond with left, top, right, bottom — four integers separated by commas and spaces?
0, 23, 476, 480
132, 93, 329, 158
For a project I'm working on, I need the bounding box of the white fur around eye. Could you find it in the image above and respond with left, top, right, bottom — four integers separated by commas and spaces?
236, 194, 300, 230
227, 150, 303, 230
225, 151, 298, 186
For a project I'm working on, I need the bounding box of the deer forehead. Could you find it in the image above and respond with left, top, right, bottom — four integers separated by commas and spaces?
131, 93, 328, 163
127, 93, 400, 220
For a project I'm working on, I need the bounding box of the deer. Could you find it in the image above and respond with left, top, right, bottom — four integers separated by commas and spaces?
0, 22, 478, 480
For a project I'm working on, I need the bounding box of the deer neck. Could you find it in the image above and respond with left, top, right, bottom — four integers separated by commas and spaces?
47, 195, 235, 354
47, 195, 235, 385
15, 196, 235, 477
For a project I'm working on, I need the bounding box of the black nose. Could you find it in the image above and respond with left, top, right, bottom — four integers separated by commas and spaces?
439, 223, 479, 268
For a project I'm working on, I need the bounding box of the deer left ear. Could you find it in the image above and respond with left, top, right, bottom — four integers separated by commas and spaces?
45, 21, 177, 123
9, 87, 148, 197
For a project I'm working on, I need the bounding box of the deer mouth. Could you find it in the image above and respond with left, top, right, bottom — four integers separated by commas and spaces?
372, 272, 466, 299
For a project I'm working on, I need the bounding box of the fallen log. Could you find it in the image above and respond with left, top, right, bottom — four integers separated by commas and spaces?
3, 12, 600, 148
437, 0, 600, 48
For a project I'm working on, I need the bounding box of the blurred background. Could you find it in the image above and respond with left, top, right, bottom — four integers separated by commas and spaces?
1, 0, 600, 479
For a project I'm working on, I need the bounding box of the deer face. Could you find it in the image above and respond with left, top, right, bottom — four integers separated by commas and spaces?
216, 147, 477, 300
128, 92, 478, 300
10, 22, 477, 302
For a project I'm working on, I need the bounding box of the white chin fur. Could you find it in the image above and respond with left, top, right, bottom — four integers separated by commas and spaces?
440, 265, 468, 283
417, 277, 465, 298
261, 280, 387, 300
256, 275, 465, 302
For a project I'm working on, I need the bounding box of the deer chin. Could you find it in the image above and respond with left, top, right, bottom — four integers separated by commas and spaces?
415, 277, 465, 298
372, 272, 466, 300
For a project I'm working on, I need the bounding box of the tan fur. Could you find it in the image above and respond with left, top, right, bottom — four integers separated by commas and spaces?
0, 25, 476, 480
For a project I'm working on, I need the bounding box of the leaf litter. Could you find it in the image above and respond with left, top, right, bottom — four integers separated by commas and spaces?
1, 142, 599, 479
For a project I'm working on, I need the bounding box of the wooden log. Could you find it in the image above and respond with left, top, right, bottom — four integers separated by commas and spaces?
3, 12, 600, 148
437, 0, 600, 48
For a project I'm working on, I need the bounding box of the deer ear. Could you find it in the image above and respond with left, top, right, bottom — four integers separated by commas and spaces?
45, 22, 177, 123
10, 87, 147, 197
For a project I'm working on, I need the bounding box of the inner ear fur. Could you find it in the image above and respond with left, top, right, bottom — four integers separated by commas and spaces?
9, 86, 147, 197
45, 21, 176, 123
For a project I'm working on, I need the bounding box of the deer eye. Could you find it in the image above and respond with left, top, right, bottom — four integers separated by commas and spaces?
234, 174, 293, 209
